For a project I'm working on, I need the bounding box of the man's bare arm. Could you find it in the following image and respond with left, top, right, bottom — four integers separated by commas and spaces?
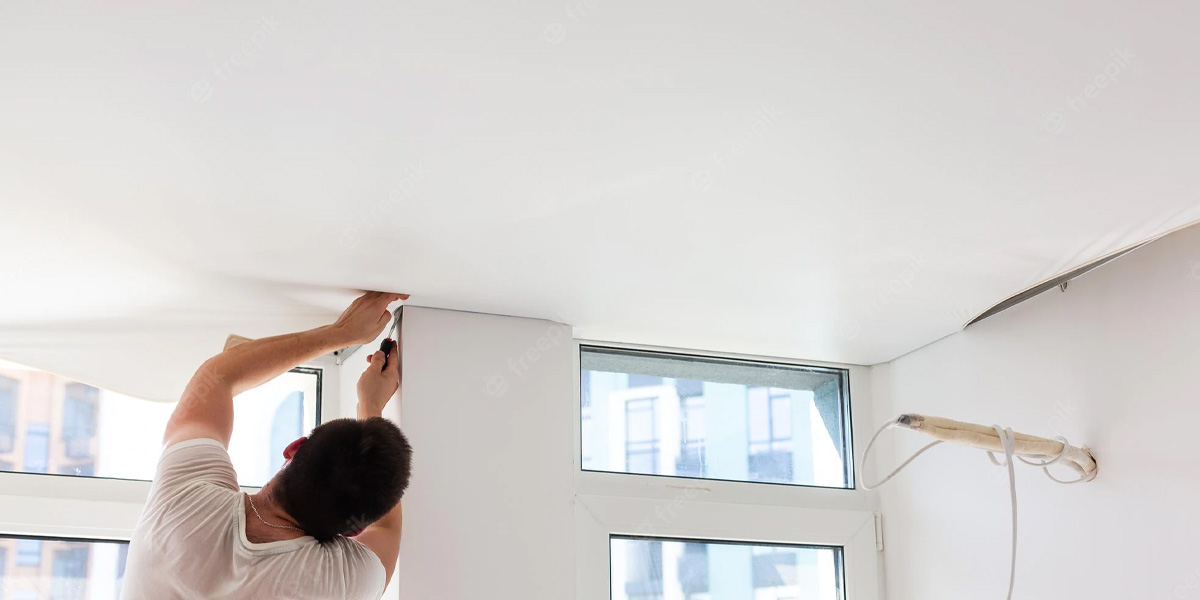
353, 344, 404, 589
355, 501, 403, 589
163, 292, 403, 448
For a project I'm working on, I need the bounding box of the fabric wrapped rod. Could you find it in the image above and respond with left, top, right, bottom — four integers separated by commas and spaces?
896, 413, 1097, 479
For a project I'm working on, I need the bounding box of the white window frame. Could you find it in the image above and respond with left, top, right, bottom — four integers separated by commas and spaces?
573, 339, 881, 600
0, 358, 340, 546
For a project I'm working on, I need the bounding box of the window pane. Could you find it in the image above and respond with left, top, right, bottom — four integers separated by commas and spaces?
611, 536, 843, 600
581, 346, 852, 488
0, 361, 320, 487
0, 536, 129, 600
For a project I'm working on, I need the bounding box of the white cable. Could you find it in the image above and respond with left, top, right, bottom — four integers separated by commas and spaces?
987, 425, 1018, 600
860, 417, 1092, 600
859, 419, 942, 491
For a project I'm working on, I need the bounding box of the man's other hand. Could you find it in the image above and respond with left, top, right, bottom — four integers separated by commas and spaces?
358, 343, 400, 418
333, 292, 405, 345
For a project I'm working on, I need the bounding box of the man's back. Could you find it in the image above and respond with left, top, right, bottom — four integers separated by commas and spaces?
121, 439, 386, 600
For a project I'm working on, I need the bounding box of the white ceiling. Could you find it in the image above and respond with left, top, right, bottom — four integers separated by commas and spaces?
2, 2, 1199, 400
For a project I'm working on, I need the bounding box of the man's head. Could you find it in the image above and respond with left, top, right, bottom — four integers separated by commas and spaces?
272, 417, 412, 543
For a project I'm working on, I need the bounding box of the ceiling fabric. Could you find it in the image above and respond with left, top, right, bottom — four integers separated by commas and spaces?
2, 2, 1199, 401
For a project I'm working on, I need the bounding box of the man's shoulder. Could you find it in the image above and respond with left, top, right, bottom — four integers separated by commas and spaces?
327, 537, 388, 597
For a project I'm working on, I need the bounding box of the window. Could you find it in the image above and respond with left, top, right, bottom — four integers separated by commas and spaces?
611, 536, 842, 600
0, 355, 336, 598
747, 387, 795, 483
61, 384, 98, 460
50, 547, 89, 600
0, 376, 16, 454
624, 398, 659, 475
0, 536, 128, 599
21, 424, 49, 474
580, 346, 853, 488
0, 364, 321, 487
676, 396, 705, 478
15, 540, 41, 567
576, 343, 877, 600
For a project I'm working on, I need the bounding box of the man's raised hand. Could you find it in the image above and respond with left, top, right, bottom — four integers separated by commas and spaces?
332, 291, 406, 345
358, 343, 400, 418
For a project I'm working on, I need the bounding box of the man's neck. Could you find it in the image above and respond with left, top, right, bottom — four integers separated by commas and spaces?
243, 492, 306, 543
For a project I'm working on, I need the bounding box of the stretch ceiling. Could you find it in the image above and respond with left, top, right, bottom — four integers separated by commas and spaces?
2, 2, 1199, 401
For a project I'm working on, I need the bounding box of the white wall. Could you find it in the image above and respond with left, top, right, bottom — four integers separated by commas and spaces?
872, 225, 1200, 599
393, 306, 575, 599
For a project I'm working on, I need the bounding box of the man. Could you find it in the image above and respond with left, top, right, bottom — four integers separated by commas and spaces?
121, 291, 413, 599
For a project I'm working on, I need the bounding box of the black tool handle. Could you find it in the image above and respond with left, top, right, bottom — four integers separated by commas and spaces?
378, 338, 395, 369
377, 306, 403, 370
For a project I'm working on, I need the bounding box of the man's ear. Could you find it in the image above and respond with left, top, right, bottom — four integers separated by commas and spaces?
283, 436, 308, 460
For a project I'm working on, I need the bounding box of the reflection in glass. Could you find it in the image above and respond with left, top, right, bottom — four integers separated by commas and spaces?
581, 347, 852, 488
0, 360, 319, 487
611, 536, 842, 600
0, 536, 129, 600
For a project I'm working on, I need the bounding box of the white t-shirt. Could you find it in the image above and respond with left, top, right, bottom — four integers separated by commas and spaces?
121, 438, 387, 600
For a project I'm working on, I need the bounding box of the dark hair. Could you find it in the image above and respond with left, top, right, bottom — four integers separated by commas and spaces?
274, 417, 412, 543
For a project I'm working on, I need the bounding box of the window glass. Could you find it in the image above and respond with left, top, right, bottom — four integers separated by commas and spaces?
581, 346, 853, 488
0, 361, 320, 487
0, 536, 128, 600
611, 536, 842, 600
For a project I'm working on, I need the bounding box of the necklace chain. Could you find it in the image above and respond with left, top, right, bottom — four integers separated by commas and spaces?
247, 494, 304, 532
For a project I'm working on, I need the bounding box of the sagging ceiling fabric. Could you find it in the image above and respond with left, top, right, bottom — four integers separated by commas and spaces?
2, 2, 1200, 402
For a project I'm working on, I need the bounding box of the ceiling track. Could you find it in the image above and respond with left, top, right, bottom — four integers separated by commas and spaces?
965, 239, 1156, 327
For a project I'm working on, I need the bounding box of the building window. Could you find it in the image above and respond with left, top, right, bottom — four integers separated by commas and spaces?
61, 383, 99, 459
21, 424, 49, 474
747, 387, 794, 483
624, 398, 659, 474
0, 376, 17, 454
676, 396, 706, 477
612, 536, 842, 600
580, 346, 853, 488
50, 547, 89, 600
15, 539, 41, 567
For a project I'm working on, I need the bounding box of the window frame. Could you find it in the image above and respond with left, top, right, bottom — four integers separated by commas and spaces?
573, 339, 881, 600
